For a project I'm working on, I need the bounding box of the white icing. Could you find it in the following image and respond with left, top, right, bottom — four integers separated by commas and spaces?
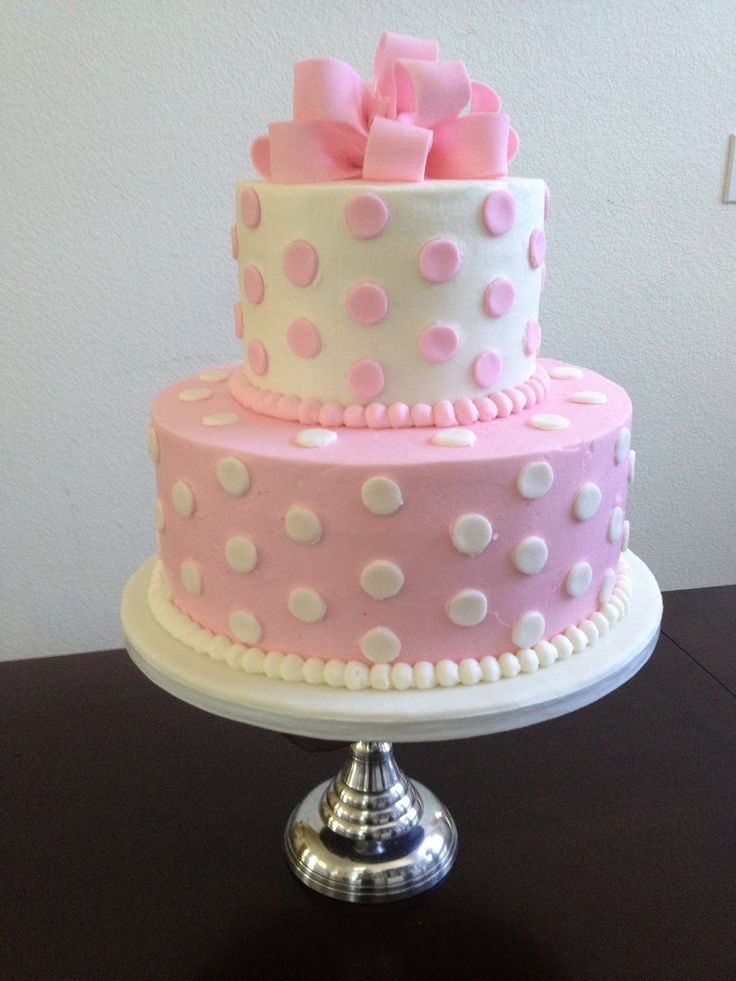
517, 461, 554, 499
281, 652, 305, 683
414, 662, 436, 690
530, 413, 570, 431
615, 427, 631, 464
146, 425, 159, 463
303, 657, 326, 685
361, 476, 403, 516
479, 655, 501, 682
228, 609, 262, 644
324, 659, 347, 687
391, 662, 414, 690
459, 659, 482, 686
203, 413, 239, 426
360, 626, 401, 663
498, 652, 521, 678
566, 561, 593, 597
513, 536, 548, 575
370, 664, 392, 690
153, 498, 165, 532
198, 369, 230, 382
573, 482, 601, 521
565, 625, 588, 653
622, 520, 631, 552
436, 660, 460, 687
608, 506, 624, 543
569, 391, 607, 404
580, 619, 599, 645
178, 387, 212, 402
447, 589, 488, 627
288, 587, 326, 623
360, 560, 405, 600
216, 456, 251, 496
552, 634, 574, 660
344, 661, 371, 691
451, 513, 493, 556
295, 428, 338, 448
549, 365, 583, 379
264, 651, 284, 679
180, 560, 202, 596
171, 480, 194, 518
511, 611, 545, 648
518, 648, 540, 673
431, 428, 476, 447
225, 536, 257, 573
285, 506, 321, 544
628, 450, 636, 484
534, 641, 558, 667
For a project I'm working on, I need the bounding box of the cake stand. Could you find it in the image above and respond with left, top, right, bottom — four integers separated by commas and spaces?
121, 552, 661, 903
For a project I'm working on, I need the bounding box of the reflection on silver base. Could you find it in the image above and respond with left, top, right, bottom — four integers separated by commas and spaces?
284, 741, 457, 903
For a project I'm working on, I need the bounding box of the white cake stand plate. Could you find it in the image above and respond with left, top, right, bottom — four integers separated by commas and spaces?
122, 552, 661, 902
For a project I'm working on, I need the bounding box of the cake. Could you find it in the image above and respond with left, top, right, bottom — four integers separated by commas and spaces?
144, 33, 635, 691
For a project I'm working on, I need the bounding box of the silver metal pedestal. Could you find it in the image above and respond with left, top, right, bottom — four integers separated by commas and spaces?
284, 741, 457, 902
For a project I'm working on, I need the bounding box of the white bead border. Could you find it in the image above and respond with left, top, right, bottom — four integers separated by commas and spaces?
147, 557, 632, 691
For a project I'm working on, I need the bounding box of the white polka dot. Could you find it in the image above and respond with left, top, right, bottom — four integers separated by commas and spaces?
513, 536, 548, 575
447, 589, 488, 627
360, 626, 401, 663
598, 568, 616, 604
180, 560, 202, 595
153, 498, 165, 532
569, 391, 607, 404
628, 450, 636, 484
512, 611, 545, 649
228, 609, 262, 644
573, 483, 601, 521
216, 457, 250, 496
615, 427, 631, 464
294, 428, 338, 448
146, 426, 159, 463
361, 476, 403, 515
178, 387, 212, 402
171, 480, 194, 518
622, 520, 631, 552
451, 514, 493, 556
550, 365, 583, 379
198, 369, 230, 382
225, 536, 257, 573
517, 461, 554, 500
203, 413, 239, 427
608, 506, 624, 542
431, 428, 476, 447
288, 587, 326, 623
566, 562, 593, 597
285, 506, 322, 544
360, 560, 405, 600
530, 413, 570, 431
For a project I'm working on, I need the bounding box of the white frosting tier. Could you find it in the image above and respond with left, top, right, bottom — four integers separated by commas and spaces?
233, 178, 546, 411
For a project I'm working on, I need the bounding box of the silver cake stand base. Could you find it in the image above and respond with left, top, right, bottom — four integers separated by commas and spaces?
122, 552, 661, 903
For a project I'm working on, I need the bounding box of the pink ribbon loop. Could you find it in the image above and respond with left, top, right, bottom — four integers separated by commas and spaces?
251, 32, 518, 183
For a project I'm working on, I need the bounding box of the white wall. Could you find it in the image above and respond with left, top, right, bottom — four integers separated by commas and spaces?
2, 0, 735, 660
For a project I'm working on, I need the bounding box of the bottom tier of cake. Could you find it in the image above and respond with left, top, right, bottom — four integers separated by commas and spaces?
147, 359, 635, 689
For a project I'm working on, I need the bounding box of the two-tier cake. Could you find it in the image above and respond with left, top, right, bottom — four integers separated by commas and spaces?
144, 33, 635, 691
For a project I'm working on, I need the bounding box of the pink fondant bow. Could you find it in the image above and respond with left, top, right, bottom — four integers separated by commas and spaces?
251, 32, 519, 183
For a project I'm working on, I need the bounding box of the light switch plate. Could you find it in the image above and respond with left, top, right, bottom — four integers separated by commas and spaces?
724, 134, 736, 203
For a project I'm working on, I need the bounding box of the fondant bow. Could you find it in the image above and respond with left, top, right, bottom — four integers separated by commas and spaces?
251, 32, 518, 183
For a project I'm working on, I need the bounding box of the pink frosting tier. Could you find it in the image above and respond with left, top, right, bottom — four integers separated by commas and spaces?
148, 359, 634, 674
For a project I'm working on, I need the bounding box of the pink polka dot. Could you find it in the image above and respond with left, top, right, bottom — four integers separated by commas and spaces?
284, 240, 318, 286
347, 359, 385, 400
231, 224, 239, 260
346, 283, 388, 325
287, 318, 321, 358
243, 265, 264, 304
543, 183, 551, 219
473, 350, 503, 388
483, 190, 516, 235
483, 277, 515, 317
529, 228, 546, 268
247, 340, 268, 376
234, 302, 243, 339
418, 238, 461, 283
524, 319, 541, 356
240, 187, 261, 228
418, 324, 459, 364
345, 193, 388, 239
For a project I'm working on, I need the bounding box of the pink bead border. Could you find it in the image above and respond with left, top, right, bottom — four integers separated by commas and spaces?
228, 364, 551, 429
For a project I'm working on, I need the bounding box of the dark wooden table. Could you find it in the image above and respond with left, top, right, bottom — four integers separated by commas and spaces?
3, 585, 735, 981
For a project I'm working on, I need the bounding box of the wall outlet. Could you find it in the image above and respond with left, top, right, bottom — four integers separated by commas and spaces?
724, 134, 736, 203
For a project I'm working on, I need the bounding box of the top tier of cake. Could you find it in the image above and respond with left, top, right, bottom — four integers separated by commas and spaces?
232, 177, 547, 425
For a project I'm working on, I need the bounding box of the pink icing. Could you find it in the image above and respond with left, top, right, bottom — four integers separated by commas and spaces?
483, 190, 516, 235
346, 283, 389, 325
529, 228, 546, 268
243, 266, 264, 304
345, 193, 389, 238
287, 318, 321, 358
231, 224, 239, 260
347, 359, 385, 400
240, 187, 261, 227
418, 238, 461, 283
473, 350, 503, 388
418, 324, 459, 364
234, 302, 243, 340
284, 240, 318, 286
524, 319, 542, 357
483, 277, 515, 317
247, 340, 268, 376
